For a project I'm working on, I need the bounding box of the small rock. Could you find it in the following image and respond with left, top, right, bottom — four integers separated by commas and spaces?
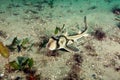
0, 73, 4, 77
11, 76, 15, 79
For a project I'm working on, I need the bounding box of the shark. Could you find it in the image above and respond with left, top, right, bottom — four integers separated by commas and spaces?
46, 16, 88, 53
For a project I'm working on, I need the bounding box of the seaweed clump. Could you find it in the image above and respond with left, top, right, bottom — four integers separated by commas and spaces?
48, 0, 54, 8
46, 50, 59, 57
5, 56, 34, 72
64, 53, 83, 80
0, 42, 10, 58
104, 0, 112, 3
84, 43, 98, 56
92, 28, 106, 41
88, 6, 97, 10
4, 56, 41, 80
112, 6, 120, 15
35, 36, 49, 51
73, 54, 83, 65
116, 22, 120, 29
7, 37, 33, 52
64, 71, 79, 80
0, 30, 7, 38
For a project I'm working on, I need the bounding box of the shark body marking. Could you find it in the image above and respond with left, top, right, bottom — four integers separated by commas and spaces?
46, 16, 88, 52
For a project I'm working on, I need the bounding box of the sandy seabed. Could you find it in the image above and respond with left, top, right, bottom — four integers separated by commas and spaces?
0, 0, 120, 80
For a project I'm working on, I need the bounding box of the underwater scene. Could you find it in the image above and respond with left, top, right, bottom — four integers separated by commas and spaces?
0, 0, 120, 80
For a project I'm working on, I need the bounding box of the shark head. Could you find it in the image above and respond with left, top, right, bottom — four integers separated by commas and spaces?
46, 37, 57, 50
46, 36, 67, 50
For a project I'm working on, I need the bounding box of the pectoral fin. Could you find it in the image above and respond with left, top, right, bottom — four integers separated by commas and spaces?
63, 45, 79, 53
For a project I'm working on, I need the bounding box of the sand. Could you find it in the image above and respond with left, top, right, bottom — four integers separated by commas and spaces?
0, 0, 120, 80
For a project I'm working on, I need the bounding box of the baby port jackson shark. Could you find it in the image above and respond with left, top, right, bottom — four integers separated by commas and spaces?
46, 16, 89, 53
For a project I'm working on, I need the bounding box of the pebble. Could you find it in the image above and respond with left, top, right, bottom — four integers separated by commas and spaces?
0, 73, 4, 77
11, 76, 15, 79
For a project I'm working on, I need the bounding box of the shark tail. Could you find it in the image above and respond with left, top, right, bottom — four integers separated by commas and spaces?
80, 16, 88, 34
